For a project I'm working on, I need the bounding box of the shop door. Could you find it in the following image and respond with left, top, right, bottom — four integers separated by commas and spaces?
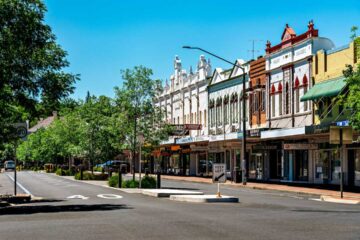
295, 150, 308, 181
269, 150, 281, 179
250, 154, 263, 180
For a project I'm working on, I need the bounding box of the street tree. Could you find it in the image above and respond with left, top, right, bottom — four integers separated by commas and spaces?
114, 66, 170, 179
0, 0, 79, 144
343, 62, 360, 130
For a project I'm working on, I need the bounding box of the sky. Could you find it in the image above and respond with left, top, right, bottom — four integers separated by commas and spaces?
44, 0, 360, 100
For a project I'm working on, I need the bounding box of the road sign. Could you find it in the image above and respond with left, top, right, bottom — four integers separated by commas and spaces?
212, 163, 226, 183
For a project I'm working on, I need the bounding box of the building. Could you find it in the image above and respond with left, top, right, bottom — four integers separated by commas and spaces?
260, 21, 335, 183
301, 38, 360, 187
207, 60, 250, 178
154, 55, 212, 176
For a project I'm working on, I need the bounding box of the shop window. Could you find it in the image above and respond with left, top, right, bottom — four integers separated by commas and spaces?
303, 87, 308, 111
296, 88, 300, 113
204, 110, 207, 127
285, 82, 290, 114
262, 90, 266, 112
279, 93, 282, 116
272, 95, 275, 117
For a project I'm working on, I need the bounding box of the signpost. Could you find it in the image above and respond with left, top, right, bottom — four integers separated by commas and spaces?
9, 123, 28, 196
329, 126, 353, 198
212, 163, 226, 198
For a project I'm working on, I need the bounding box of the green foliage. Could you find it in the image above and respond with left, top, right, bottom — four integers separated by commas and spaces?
55, 168, 75, 176
0, 0, 79, 144
108, 175, 119, 187
75, 172, 108, 180
140, 176, 156, 188
351, 26, 358, 40
122, 179, 139, 188
343, 63, 360, 129
108, 175, 156, 188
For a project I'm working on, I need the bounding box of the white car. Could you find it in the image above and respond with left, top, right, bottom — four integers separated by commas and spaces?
4, 160, 15, 171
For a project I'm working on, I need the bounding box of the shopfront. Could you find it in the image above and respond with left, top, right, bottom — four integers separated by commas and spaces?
251, 143, 281, 181
282, 143, 316, 182
347, 143, 360, 187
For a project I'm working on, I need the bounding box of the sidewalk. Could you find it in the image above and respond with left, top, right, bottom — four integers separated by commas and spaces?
158, 175, 360, 200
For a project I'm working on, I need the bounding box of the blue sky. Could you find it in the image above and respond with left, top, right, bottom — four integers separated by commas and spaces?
44, 0, 360, 100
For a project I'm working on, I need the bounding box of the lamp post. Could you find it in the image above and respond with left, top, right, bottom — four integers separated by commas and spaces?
182, 46, 247, 185
137, 132, 145, 188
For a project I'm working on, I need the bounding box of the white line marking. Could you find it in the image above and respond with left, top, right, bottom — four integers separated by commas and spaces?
97, 194, 123, 199
67, 195, 89, 200
6, 173, 32, 195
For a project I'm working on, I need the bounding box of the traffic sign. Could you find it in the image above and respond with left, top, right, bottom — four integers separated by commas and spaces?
212, 163, 226, 183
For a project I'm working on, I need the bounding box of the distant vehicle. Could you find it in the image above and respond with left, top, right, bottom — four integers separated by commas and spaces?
4, 160, 15, 171
103, 160, 130, 173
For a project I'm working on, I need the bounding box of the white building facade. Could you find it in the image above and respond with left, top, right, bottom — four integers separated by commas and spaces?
154, 55, 212, 176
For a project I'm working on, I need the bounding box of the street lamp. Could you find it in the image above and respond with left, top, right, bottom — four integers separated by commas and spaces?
137, 132, 145, 188
182, 46, 247, 185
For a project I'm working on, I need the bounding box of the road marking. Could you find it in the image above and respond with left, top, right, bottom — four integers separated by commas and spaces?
97, 194, 123, 199
6, 173, 32, 195
67, 195, 89, 200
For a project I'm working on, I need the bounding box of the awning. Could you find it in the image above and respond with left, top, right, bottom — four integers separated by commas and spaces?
300, 76, 347, 101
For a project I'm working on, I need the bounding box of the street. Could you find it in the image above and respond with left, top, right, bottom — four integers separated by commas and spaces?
0, 171, 359, 240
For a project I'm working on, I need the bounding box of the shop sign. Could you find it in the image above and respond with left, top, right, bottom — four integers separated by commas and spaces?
237, 131, 243, 139
330, 126, 353, 145
252, 145, 278, 150
246, 128, 267, 138
171, 145, 181, 151
283, 143, 318, 150
182, 148, 191, 154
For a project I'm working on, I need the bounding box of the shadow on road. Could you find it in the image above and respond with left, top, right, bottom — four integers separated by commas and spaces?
163, 187, 200, 191
0, 204, 132, 215
292, 209, 360, 213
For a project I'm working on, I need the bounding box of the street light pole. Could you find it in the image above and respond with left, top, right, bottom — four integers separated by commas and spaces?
182, 46, 247, 185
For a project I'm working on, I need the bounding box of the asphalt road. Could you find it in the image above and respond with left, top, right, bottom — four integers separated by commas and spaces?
0, 171, 360, 240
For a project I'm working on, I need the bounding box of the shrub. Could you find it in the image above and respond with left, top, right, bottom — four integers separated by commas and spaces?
56, 168, 76, 176
55, 168, 63, 176
122, 179, 139, 188
141, 176, 156, 189
75, 172, 108, 181
108, 175, 118, 187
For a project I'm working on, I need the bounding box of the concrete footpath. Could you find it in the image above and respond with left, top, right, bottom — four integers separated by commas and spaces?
157, 175, 360, 201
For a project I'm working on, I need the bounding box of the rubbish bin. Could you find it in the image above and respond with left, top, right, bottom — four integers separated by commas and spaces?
233, 167, 242, 183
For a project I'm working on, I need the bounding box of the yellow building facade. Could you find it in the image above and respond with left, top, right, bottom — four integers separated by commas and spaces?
309, 38, 360, 124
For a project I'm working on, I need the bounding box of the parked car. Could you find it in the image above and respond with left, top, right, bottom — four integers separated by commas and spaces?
4, 160, 15, 171
103, 160, 129, 173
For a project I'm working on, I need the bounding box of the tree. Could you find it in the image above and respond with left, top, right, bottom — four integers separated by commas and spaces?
114, 66, 169, 179
351, 26, 358, 40
0, 0, 79, 144
343, 63, 360, 129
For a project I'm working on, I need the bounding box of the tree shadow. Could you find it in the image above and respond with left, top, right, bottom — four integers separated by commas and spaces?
292, 209, 360, 213
0, 204, 132, 215
163, 187, 200, 191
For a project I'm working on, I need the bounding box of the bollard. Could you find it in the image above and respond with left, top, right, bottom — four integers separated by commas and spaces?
80, 169, 83, 180
156, 171, 161, 189
118, 172, 122, 188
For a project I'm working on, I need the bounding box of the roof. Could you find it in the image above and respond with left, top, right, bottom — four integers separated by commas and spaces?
28, 115, 56, 133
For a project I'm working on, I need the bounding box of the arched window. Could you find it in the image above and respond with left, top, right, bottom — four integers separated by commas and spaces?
278, 82, 283, 116
216, 98, 222, 126
204, 110, 207, 127
285, 82, 290, 114
303, 74, 308, 111
224, 95, 229, 124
